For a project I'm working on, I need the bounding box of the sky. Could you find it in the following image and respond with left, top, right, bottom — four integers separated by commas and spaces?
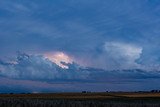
0, 0, 160, 92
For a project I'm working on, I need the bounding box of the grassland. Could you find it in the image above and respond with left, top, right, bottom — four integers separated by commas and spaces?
0, 92, 160, 107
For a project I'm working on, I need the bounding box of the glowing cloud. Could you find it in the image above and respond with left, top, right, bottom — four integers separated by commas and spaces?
44, 52, 73, 68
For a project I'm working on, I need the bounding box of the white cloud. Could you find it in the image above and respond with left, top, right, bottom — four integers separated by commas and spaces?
104, 42, 142, 61
84, 42, 143, 70
104, 42, 143, 69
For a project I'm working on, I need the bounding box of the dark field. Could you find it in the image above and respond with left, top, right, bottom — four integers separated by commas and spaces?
0, 92, 160, 107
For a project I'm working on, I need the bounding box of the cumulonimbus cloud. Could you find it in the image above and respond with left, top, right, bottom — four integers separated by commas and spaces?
81, 42, 143, 70
0, 52, 160, 84
0, 53, 89, 81
104, 42, 143, 69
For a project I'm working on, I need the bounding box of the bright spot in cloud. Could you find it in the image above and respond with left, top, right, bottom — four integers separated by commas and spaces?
44, 52, 73, 69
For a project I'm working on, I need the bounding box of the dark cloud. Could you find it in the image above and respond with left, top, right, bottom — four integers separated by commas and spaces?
0, 53, 160, 82
0, 53, 89, 81
0, 53, 160, 92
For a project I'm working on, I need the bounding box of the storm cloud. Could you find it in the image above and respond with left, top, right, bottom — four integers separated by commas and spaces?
0, 0, 160, 92
0, 53, 89, 80
0, 52, 160, 92
0, 53, 160, 81
0, 0, 160, 70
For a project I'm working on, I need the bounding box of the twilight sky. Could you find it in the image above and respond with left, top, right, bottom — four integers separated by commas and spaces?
0, 0, 160, 92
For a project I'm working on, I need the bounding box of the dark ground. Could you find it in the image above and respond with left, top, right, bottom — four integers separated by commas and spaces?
0, 92, 160, 107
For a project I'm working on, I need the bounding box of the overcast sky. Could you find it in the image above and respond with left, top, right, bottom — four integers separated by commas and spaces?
0, 0, 160, 92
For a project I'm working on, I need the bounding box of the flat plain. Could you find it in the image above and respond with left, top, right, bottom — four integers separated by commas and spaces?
0, 92, 160, 107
